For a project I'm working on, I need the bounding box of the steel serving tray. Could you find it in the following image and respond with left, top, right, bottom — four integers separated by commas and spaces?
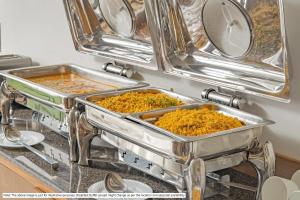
76, 87, 198, 160
80, 87, 198, 118
87, 102, 273, 161
0, 64, 148, 111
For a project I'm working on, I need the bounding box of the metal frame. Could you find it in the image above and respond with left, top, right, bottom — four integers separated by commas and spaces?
74, 107, 275, 200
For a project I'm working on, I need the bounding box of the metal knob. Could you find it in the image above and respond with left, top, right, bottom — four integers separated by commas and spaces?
103, 63, 134, 78
201, 88, 246, 109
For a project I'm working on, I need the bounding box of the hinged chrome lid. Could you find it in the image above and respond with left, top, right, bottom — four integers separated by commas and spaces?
63, 0, 158, 70
148, 0, 290, 102
64, 0, 290, 102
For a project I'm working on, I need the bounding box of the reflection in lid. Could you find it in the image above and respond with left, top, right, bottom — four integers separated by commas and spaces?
99, 0, 134, 38
202, 0, 253, 58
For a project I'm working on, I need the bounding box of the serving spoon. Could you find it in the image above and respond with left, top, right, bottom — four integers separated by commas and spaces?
104, 172, 131, 193
3, 125, 59, 170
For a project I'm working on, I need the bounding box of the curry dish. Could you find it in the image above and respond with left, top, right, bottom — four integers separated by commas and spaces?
93, 91, 184, 113
154, 106, 245, 137
27, 73, 118, 94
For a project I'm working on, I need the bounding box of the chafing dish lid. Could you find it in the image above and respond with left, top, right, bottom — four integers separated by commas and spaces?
64, 0, 290, 102
63, 0, 157, 70
150, 0, 290, 102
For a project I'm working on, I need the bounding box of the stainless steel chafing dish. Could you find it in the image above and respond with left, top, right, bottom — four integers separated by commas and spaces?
74, 87, 198, 161
76, 97, 274, 197
0, 64, 148, 161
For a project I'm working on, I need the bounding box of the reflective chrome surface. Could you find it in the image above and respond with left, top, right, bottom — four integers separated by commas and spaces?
184, 158, 206, 200
0, 64, 146, 162
249, 141, 276, 200
128, 103, 273, 159
76, 87, 197, 164
63, 0, 158, 69
63, 0, 290, 101
0, 82, 14, 125
100, 128, 273, 200
77, 113, 98, 165
2, 123, 59, 170
75, 95, 274, 199
0, 64, 147, 111
146, 0, 290, 102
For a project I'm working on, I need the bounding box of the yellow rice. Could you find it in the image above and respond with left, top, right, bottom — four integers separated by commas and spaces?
155, 106, 245, 136
94, 91, 184, 113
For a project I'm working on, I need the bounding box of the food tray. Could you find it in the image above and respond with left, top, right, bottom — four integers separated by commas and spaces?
80, 87, 198, 118
129, 103, 273, 141
0, 64, 147, 111
89, 102, 273, 161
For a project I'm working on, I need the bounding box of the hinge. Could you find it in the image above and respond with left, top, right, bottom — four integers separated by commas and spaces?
201, 89, 246, 109
103, 62, 134, 78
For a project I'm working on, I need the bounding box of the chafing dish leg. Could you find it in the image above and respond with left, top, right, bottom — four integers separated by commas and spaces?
68, 107, 80, 162
184, 158, 206, 200
76, 112, 97, 166
249, 141, 275, 200
0, 82, 14, 125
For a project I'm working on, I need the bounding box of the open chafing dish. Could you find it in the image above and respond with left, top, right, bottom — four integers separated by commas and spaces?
0, 64, 147, 161
74, 87, 198, 161
61, 0, 290, 199
76, 94, 274, 197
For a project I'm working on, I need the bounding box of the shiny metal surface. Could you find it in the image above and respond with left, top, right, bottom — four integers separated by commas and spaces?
207, 172, 257, 192
2, 124, 59, 170
64, 0, 290, 101
104, 172, 130, 193
103, 63, 134, 78
249, 141, 276, 200
102, 129, 270, 199
127, 103, 273, 159
77, 113, 98, 166
146, 0, 290, 102
63, 0, 158, 70
0, 82, 14, 125
184, 158, 206, 200
76, 87, 197, 165
0, 54, 32, 70
0, 64, 146, 163
0, 64, 147, 111
201, 88, 246, 109
79, 98, 272, 168
68, 106, 80, 162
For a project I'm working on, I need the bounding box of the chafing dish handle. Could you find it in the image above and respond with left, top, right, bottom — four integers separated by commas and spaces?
184, 158, 206, 200
249, 141, 276, 200
0, 82, 14, 125
76, 112, 98, 166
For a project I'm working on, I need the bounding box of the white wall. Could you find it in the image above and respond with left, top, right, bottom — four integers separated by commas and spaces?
0, 0, 299, 160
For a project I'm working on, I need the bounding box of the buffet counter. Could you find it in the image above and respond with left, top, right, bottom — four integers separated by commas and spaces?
0, 110, 258, 200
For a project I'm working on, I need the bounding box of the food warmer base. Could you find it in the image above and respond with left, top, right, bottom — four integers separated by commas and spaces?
74, 109, 275, 200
